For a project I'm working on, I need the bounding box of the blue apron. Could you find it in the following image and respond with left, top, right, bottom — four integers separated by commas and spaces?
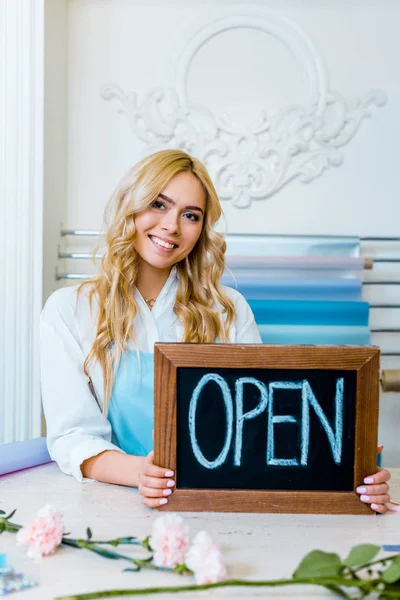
108, 350, 154, 456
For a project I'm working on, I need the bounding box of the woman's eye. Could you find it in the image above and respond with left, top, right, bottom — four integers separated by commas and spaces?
152, 200, 166, 210
183, 212, 199, 222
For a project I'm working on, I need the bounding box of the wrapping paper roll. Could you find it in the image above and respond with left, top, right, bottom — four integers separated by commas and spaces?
381, 370, 400, 392
0, 437, 52, 476
248, 299, 370, 326
223, 266, 364, 285
222, 277, 363, 302
225, 234, 360, 258
258, 325, 371, 346
225, 256, 367, 270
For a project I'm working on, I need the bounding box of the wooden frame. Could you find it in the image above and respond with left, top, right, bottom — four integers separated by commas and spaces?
154, 344, 380, 514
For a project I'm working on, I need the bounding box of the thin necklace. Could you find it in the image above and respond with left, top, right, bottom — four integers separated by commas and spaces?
144, 297, 156, 309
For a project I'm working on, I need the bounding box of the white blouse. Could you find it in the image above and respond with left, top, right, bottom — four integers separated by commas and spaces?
39, 269, 262, 481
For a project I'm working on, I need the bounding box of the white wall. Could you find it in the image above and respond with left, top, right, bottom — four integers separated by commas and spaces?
44, 0, 400, 465
63, 0, 400, 236
44, 0, 67, 304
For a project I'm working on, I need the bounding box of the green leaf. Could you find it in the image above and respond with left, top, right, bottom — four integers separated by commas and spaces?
382, 556, 400, 584
0, 510, 5, 515
86, 527, 92, 540
173, 563, 192, 576
343, 544, 380, 568
141, 535, 152, 552
293, 550, 342, 579
5, 509, 16, 520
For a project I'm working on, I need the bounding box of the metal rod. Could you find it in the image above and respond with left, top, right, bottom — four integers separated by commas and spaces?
362, 237, 400, 242
370, 305, 400, 308
363, 281, 400, 285
373, 258, 400, 263
58, 251, 102, 259
370, 329, 400, 333
381, 353, 400, 356
61, 229, 102, 237
55, 272, 93, 280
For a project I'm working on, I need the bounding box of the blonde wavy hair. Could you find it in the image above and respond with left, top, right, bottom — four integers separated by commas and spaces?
79, 149, 236, 414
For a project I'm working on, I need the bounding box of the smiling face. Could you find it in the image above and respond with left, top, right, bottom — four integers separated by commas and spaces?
133, 171, 206, 276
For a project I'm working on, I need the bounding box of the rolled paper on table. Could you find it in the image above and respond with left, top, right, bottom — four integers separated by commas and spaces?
258, 325, 371, 346
225, 256, 370, 271
221, 277, 363, 302
381, 370, 400, 392
248, 299, 370, 327
225, 234, 360, 258
0, 437, 52, 476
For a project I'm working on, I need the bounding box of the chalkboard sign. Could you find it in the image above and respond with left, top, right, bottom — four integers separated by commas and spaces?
154, 344, 379, 514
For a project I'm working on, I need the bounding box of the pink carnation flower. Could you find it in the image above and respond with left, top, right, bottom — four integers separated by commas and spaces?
185, 531, 227, 584
16, 504, 64, 560
150, 514, 190, 568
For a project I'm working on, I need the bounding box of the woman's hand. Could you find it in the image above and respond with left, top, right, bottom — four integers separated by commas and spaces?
356, 445, 391, 514
137, 450, 175, 508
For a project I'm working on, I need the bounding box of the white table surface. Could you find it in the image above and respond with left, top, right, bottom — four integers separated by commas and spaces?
1, 463, 399, 600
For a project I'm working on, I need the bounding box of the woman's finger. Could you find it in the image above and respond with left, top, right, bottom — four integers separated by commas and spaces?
140, 474, 175, 490
142, 495, 169, 509
363, 468, 391, 485
357, 483, 389, 496
139, 484, 173, 499
359, 493, 390, 505
370, 503, 388, 514
143, 456, 174, 479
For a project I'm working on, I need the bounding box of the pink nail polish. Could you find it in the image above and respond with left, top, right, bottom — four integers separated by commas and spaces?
360, 495, 370, 502
364, 477, 374, 484
159, 498, 168, 505
371, 503, 379, 510
165, 471, 174, 477
163, 489, 172, 496
167, 480, 175, 488
357, 486, 367, 494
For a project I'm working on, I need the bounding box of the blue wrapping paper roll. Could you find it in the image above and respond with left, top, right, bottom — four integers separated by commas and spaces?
0, 437, 52, 475
258, 325, 371, 346
225, 256, 366, 270
222, 278, 363, 302
248, 299, 370, 326
225, 234, 360, 258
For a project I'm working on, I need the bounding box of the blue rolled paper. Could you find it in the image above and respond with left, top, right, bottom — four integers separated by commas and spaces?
0, 437, 52, 476
248, 299, 369, 326
258, 325, 371, 346
225, 234, 360, 258
222, 277, 363, 302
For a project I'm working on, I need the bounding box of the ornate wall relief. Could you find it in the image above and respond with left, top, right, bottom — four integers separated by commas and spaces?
102, 7, 387, 208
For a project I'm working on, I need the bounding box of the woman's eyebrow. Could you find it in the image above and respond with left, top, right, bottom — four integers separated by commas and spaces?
158, 193, 204, 215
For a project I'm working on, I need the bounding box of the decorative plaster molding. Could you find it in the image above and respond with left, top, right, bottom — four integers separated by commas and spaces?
0, 0, 44, 442
102, 7, 387, 208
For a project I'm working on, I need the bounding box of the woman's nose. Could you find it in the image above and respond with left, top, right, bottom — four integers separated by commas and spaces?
161, 212, 180, 234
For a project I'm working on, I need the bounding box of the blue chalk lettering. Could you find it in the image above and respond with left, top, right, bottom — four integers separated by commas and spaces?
267, 382, 302, 466
234, 377, 269, 466
188, 373, 233, 469
303, 378, 344, 464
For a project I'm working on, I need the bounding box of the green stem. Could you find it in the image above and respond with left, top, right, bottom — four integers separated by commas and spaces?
86, 538, 140, 547
62, 538, 140, 562
323, 584, 352, 599
54, 576, 379, 600
353, 554, 400, 573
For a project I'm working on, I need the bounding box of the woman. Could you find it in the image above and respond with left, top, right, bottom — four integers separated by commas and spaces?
40, 149, 390, 511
